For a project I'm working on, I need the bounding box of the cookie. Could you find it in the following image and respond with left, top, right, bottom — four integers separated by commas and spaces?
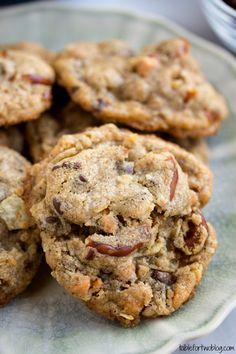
0, 126, 24, 153
0, 222, 41, 306
0, 146, 41, 305
26, 103, 100, 162
54, 38, 227, 137
29, 124, 214, 326
0, 49, 55, 126
41, 212, 217, 326
0, 41, 55, 64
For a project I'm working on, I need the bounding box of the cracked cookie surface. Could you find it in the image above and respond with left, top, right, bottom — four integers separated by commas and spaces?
29, 124, 214, 326
0, 49, 55, 126
54, 38, 227, 138
0, 146, 41, 305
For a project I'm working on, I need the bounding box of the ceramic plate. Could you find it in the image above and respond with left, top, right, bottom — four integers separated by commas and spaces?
0, 3, 236, 354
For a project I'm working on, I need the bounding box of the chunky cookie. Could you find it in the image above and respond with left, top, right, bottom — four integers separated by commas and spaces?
0, 41, 55, 64
0, 49, 55, 126
54, 38, 227, 137
0, 126, 24, 153
41, 212, 217, 326
26, 103, 99, 162
0, 222, 41, 306
0, 146, 41, 305
29, 124, 214, 326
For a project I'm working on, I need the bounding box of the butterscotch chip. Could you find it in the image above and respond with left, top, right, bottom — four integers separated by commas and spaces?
0, 49, 55, 126
28, 124, 215, 326
54, 38, 227, 138
0, 146, 41, 305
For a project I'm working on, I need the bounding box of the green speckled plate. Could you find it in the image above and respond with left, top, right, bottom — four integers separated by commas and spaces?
0, 3, 236, 354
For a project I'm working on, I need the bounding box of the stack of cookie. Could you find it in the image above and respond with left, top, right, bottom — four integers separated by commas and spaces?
0, 43, 55, 305
0, 39, 227, 326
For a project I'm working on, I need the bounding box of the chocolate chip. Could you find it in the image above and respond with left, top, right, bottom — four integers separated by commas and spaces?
62, 161, 72, 168
115, 160, 134, 175
53, 198, 63, 215
52, 161, 71, 171
152, 270, 176, 286
125, 164, 134, 174
93, 98, 108, 113
52, 165, 61, 171
79, 174, 87, 182
45, 216, 59, 224
52, 161, 81, 171
73, 162, 81, 170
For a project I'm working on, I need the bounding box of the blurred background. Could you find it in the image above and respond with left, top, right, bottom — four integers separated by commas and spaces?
0, 0, 235, 54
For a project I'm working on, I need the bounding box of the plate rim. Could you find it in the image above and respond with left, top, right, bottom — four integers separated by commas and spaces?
0, 2, 236, 354
0, 1, 235, 70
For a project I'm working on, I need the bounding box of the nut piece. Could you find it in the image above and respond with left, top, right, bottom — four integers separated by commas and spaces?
87, 240, 143, 257
134, 56, 159, 77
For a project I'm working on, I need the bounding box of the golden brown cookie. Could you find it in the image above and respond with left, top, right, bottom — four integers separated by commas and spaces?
0, 49, 55, 126
0, 146, 41, 305
29, 124, 214, 326
54, 38, 227, 138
